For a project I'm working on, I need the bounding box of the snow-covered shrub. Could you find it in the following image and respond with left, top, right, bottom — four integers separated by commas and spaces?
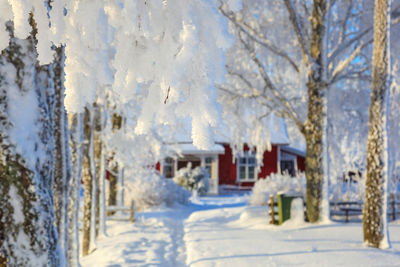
128, 171, 190, 209
249, 172, 306, 206
173, 164, 210, 195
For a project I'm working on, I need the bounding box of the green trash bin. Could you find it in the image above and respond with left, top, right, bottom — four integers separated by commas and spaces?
277, 193, 302, 225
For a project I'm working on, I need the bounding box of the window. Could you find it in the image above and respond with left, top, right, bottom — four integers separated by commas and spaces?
163, 157, 174, 178
205, 157, 212, 177
237, 152, 257, 181
280, 151, 297, 177
280, 160, 295, 177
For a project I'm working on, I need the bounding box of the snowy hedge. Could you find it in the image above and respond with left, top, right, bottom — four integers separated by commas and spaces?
128, 171, 190, 209
173, 164, 210, 195
249, 172, 306, 206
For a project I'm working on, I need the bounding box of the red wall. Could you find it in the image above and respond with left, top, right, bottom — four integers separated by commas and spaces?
218, 144, 237, 185
155, 162, 161, 172
258, 145, 278, 178
297, 156, 305, 172
218, 144, 278, 186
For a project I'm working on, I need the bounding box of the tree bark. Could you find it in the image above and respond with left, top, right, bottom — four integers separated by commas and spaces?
68, 113, 83, 266
304, 0, 327, 223
363, 0, 391, 249
107, 114, 122, 215
53, 45, 71, 261
82, 108, 93, 256
93, 105, 102, 237
0, 21, 61, 265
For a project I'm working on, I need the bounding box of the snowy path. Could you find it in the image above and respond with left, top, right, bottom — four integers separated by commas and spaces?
80, 207, 191, 267
82, 195, 400, 267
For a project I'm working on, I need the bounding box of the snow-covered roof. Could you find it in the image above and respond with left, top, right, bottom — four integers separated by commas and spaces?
173, 114, 290, 146
173, 142, 225, 155
280, 145, 306, 157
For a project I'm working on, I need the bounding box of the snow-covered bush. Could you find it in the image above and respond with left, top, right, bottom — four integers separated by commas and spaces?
249, 172, 306, 206
173, 164, 210, 195
128, 171, 190, 209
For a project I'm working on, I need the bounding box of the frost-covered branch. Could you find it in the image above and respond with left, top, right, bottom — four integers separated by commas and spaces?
218, 4, 300, 72
283, 0, 311, 67
328, 27, 373, 64
237, 34, 304, 130
330, 41, 371, 84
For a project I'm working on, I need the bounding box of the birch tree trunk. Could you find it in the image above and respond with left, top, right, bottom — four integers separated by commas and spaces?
0, 21, 61, 266
303, 0, 327, 223
363, 0, 391, 249
53, 45, 71, 261
94, 105, 102, 237
68, 113, 83, 267
107, 114, 122, 215
95, 107, 108, 236
82, 108, 93, 256
89, 110, 97, 251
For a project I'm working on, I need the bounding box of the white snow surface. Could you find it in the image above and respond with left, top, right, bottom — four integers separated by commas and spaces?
81, 195, 400, 267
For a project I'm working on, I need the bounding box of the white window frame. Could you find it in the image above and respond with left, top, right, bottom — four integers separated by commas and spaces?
236, 151, 257, 182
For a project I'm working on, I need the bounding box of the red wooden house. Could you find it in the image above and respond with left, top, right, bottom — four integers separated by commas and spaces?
156, 116, 305, 194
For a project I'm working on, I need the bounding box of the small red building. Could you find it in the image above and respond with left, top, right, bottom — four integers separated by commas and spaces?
157, 117, 306, 194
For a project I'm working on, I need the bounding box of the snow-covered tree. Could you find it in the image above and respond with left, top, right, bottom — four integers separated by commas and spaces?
0, 0, 230, 263
67, 113, 83, 267
0, 20, 62, 265
363, 0, 392, 249
218, 0, 374, 222
52, 46, 72, 262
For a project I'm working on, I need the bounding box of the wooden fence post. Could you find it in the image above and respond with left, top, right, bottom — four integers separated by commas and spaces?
268, 195, 275, 225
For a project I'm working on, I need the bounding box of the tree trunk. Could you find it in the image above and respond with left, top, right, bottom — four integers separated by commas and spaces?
363, 0, 391, 249
0, 22, 61, 265
53, 45, 71, 261
68, 113, 83, 266
304, 0, 327, 223
107, 165, 118, 215
82, 108, 93, 256
89, 109, 97, 251
107, 114, 122, 215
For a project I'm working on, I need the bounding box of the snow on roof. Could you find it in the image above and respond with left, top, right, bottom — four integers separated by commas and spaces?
173, 143, 225, 155
173, 114, 290, 146
280, 145, 306, 157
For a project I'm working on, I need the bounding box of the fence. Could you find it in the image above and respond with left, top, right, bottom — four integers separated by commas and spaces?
106, 200, 135, 223
268, 195, 400, 224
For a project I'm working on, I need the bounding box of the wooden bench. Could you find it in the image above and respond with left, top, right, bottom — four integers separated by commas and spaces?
106, 200, 135, 223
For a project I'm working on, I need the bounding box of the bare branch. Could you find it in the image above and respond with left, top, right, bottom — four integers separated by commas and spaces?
331, 67, 371, 84
283, 0, 311, 67
218, 5, 300, 72
238, 33, 304, 128
329, 41, 368, 83
328, 27, 372, 64
336, 1, 354, 46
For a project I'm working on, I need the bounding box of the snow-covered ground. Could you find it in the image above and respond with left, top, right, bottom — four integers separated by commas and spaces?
81, 195, 400, 267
